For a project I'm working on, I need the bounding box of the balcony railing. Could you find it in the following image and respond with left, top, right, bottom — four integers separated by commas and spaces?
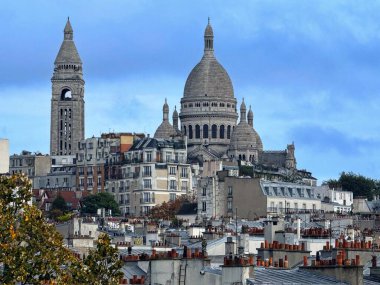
267, 207, 320, 214
180, 173, 189, 178
181, 187, 188, 191
142, 172, 152, 177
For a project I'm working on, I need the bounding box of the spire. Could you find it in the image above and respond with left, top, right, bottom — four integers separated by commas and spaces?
54, 18, 82, 65
204, 18, 214, 56
248, 105, 253, 127
173, 105, 179, 130
64, 17, 73, 40
163, 98, 169, 121
240, 98, 246, 122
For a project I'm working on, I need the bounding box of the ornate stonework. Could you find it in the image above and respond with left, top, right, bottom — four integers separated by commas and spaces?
50, 19, 85, 156
179, 20, 238, 159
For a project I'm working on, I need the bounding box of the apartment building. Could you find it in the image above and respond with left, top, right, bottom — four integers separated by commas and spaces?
107, 137, 192, 216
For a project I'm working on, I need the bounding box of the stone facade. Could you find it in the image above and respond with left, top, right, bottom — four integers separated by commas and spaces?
106, 137, 192, 216
179, 20, 238, 159
50, 19, 85, 156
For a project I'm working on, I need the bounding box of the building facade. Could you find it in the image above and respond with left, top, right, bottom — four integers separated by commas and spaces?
198, 170, 321, 220
50, 18, 85, 156
9, 151, 51, 188
107, 137, 192, 216
0, 139, 9, 174
315, 185, 353, 213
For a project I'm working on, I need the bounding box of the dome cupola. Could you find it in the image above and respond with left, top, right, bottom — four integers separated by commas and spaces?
154, 99, 176, 139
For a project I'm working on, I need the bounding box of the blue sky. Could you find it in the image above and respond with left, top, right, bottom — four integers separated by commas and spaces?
1, 0, 380, 182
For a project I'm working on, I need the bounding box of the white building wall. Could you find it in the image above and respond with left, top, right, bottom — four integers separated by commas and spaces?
0, 139, 9, 174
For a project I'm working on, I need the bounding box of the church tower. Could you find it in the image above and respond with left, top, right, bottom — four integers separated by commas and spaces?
50, 18, 84, 156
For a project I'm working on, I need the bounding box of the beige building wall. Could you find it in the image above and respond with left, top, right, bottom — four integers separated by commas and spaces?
0, 139, 9, 174
225, 177, 267, 218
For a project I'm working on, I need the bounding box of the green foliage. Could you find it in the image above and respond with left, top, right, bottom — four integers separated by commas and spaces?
81, 192, 120, 215
0, 174, 124, 284
0, 174, 78, 284
239, 165, 253, 176
57, 212, 74, 222
52, 195, 67, 212
81, 233, 123, 284
324, 172, 380, 200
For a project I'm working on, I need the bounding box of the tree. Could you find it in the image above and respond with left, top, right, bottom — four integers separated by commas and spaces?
0, 174, 79, 284
0, 174, 124, 284
148, 195, 189, 221
324, 172, 379, 200
52, 195, 67, 212
81, 192, 120, 215
79, 233, 124, 285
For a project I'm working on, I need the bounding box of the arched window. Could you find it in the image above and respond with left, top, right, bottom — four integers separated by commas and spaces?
243, 154, 246, 161
61, 88, 72, 100
220, 125, 225, 139
227, 125, 231, 139
212, 124, 217, 138
183, 126, 187, 136
239, 154, 242, 160
195, 125, 201, 139
203, 125, 209, 138
188, 125, 193, 139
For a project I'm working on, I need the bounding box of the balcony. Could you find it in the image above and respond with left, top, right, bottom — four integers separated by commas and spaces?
140, 198, 155, 204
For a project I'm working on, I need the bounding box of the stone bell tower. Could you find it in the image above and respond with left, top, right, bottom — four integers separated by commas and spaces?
50, 18, 85, 156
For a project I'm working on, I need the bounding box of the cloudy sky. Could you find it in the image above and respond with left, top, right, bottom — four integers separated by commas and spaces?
1, 0, 379, 182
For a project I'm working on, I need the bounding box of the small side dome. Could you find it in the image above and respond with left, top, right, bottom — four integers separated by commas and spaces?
154, 99, 177, 139
173, 105, 178, 118
248, 105, 253, 126
154, 121, 176, 140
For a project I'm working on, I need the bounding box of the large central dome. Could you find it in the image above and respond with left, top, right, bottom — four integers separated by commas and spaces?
179, 19, 238, 160
183, 21, 234, 100
183, 56, 234, 99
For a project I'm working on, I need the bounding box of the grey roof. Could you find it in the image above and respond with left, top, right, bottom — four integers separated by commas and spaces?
54, 19, 82, 64
248, 267, 350, 284
129, 137, 186, 151
120, 264, 147, 279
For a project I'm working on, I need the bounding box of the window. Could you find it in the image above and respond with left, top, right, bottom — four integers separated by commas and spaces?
228, 186, 233, 197
203, 125, 209, 138
188, 125, 193, 139
227, 200, 232, 211
169, 167, 176, 175
166, 153, 172, 162
212, 125, 217, 138
181, 168, 188, 178
146, 152, 152, 162
143, 166, 152, 177
87, 177, 93, 186
303, 203, 306, 210
79, 177, 84, 186
195, 125, 200, 138
143, 179, 152, 189
97, 177, 101, 186
169, 180, 177, 190
202, 201, 207, 212
170, 193, 176, 201
181, 181, 187, 191
294, 203, 298, 210
202, 187, 207, 196
220, 125, 225, 139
